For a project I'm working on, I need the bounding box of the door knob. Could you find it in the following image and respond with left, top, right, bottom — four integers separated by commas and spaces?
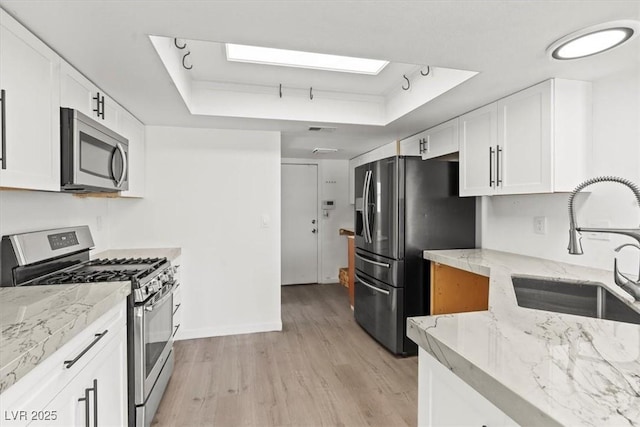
312, 229, 317, 233
311, 219, 316, 224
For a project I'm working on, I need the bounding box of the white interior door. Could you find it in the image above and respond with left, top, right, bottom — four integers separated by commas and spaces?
281, 163, 318, 285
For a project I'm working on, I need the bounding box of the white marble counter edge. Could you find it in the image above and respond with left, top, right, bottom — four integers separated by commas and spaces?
0, 282, 131, 394
413, 249, 640, 426
407, 317, 562, 427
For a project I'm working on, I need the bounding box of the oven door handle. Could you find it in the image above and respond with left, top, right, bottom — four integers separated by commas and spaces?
143, 286, 173, 312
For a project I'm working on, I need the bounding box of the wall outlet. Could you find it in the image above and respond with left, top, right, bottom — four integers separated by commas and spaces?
533, 216, 546, 235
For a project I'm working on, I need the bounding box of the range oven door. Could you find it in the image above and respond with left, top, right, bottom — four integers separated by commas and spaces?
133, 287, 174, 405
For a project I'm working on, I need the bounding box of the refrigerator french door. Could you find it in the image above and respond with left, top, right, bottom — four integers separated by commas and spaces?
354, 157, 476, 356
355, 157, 400, 259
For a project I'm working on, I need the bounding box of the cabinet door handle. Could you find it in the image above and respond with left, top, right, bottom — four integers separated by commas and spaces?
92, 379, 98, 427
496, 145, 503, 186
419, 138, 425, 154
93, 92, 101, 118
173, 302, 181, 315
489, 146, 495, 187
93, 92, 105, 119
1, 89, 6, 169
64, 330, 108, 369
78, 387, 90, 427
173, 324, 181, 337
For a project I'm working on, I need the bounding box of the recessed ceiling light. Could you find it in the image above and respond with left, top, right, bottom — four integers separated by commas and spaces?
226, 43, 389, 75
547, 20, 639, 60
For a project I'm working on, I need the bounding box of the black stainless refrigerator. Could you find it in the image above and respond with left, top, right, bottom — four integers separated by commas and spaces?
354, 156, 475, 355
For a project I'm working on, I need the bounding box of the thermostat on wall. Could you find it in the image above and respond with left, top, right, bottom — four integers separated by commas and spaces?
322, 200, 335, 210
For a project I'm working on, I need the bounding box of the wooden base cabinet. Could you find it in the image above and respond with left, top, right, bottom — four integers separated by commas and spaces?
0, 303, 127, 427
430, 262, 489, 315
418, 348, 518, 427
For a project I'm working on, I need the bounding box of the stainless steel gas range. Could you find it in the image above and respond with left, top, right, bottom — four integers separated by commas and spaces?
0, 226, 177, 427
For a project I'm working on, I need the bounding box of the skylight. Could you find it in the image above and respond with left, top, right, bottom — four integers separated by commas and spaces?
225, 43, 389, 75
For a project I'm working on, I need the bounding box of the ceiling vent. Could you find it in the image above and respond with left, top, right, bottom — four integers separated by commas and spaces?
308, 126, 337, 132
312, 148, 339, 155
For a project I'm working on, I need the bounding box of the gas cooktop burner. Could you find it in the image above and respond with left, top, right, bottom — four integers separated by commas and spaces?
32, 257, 169, 286
37, 269, 146, 285
87, 257, 165, 266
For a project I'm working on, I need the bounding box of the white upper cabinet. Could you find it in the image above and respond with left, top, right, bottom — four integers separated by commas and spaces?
497, 80, 552, 194
421, 117, 459, 160
118, 110, 146, 198
399, 117, 460, 160
0, 9, 60, 191
60, 49, 146, 198
60, 62, 120, 132
348, 141, 398, 204
459, 103, 498, 196
459, 79, 591, 197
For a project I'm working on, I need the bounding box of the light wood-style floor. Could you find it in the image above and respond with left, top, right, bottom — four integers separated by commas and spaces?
152, 284, 418, 426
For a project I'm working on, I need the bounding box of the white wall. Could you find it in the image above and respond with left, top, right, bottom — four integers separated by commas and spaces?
282, 158, 351, 283
481, 66, 640, 274
0, 191, 111, 253
108, 126, 282, 340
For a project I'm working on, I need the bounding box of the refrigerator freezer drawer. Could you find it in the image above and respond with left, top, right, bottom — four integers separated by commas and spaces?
354, 249, 404, 287
354, 272, 404, 354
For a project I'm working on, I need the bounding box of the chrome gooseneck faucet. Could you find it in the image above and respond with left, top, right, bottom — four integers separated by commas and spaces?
567, 176, 640, 299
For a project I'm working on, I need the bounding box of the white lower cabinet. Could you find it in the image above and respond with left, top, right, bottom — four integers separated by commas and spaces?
418, 348, 518, 427
0, 302, 127, 427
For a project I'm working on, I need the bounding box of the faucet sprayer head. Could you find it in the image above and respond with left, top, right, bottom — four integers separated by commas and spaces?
568, 226, 583, 255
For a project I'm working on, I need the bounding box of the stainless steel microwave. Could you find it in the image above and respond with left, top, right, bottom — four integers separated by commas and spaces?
60, 108, 128, 192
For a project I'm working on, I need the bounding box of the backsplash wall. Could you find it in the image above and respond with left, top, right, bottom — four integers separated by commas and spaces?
0, 190, 111, 253
481, 66, 640, 273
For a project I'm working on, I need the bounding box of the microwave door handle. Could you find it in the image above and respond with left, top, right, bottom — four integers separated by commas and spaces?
113, 143, 127, 188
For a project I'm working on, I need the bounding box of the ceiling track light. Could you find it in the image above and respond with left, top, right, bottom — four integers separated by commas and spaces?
547, 20, 640, 60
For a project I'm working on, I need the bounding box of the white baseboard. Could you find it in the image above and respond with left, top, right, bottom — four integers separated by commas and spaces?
175, 320, 283, 341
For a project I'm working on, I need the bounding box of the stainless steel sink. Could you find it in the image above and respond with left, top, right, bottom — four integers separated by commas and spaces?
511, 275, 640, 325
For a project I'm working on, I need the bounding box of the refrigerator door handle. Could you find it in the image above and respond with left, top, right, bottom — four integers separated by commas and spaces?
356, 253, 390, 268
355, 273, 390, 295
363, 170, 372, 243
361, 170, 369, 243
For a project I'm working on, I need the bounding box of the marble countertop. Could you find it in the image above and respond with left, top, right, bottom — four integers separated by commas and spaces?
0, 282, 130, 394
408, 249, 640, 426
92, 247, 181, 262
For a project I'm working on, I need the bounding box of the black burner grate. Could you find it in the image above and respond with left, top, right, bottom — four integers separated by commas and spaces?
32, 257, 168, 286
